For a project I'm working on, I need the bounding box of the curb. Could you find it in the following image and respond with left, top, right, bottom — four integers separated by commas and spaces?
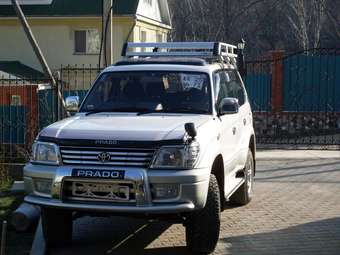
257, 150, 340, 161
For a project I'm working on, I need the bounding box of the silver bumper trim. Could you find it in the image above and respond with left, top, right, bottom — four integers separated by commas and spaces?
24, 195, 195, 214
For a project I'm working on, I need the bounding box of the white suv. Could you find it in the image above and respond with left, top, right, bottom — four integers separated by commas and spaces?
24, 42, 256, 254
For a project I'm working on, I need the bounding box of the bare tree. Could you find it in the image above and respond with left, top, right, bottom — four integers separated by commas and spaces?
323, 0, 340, 45
273, 0, 326, 50
169, 0, 337, 54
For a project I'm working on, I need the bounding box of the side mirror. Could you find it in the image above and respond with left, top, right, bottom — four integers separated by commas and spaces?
65, 96, 79, 113
219, 97, 239, 116
185, 122, 197, 139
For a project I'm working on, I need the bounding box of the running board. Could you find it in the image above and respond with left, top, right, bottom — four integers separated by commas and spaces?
225, 177, 245, 200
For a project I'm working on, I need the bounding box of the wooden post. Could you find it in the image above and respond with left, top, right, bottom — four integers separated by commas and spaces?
103, 0, 113, 66
11, 0, 69, 117
270, 51, 284, 112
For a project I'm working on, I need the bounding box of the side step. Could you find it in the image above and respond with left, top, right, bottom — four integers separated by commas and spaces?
225, 170, 245, 200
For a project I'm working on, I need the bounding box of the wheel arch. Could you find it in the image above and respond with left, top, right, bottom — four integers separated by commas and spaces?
211, 154, 225, 211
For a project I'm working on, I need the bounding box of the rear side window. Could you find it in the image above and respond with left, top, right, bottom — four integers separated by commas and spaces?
226, 71, 245, 106
213, 70, 246, 106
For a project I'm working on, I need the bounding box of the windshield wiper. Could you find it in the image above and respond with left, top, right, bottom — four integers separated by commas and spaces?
85, 109, 112, 116
85, 107, 150, 116
137, 109, 165, 116
165, 108, 209, 114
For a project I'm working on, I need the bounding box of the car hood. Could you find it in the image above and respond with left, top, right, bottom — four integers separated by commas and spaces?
39, 113, 212, 142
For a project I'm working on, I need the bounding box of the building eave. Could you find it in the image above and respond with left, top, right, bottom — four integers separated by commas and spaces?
136, 14, 171, 30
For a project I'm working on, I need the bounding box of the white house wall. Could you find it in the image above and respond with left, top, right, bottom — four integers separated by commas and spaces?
136, 0, 162, 23
0, 15, 170, 73
0, 19, 102, 72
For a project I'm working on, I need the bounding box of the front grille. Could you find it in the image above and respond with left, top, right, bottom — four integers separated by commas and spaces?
60, 146, 155, 167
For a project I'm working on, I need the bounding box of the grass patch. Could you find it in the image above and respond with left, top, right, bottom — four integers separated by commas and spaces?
0, 163, 23, 229
0, 196, 18, 219
0, 195, 24, 230
0, 180, 13, 193
0, 163, 13, 193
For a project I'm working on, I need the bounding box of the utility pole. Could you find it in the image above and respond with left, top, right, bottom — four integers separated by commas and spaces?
103, 0, 113, 66
11, 0, 69, 117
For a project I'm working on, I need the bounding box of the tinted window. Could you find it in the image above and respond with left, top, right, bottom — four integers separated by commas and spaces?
81, 71, 212, 114
213, 71, 229, 107
227, 71, 245, 105
213, 70, 245, 107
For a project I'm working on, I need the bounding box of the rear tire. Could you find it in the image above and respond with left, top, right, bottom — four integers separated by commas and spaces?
41, 208, 73, 247
185, 174, 221, 254
230, 149, 254, 205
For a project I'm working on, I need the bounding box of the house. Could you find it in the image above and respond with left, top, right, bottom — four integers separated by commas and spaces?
0, 0, 171, 73
0, 0, 171, 147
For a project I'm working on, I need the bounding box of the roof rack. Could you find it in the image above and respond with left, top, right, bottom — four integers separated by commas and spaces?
121, 42, 238, 64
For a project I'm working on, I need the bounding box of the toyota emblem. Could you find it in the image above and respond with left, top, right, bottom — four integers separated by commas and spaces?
97, 152, 111, 163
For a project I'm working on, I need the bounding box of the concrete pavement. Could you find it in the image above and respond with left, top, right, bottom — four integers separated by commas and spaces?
22, 150, 340, 255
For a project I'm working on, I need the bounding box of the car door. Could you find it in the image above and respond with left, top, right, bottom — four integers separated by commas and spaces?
213, 71, 239, 175
225, 70, 249, 170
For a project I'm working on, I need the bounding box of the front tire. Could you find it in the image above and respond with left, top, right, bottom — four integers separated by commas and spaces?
41, 208, 73, 247
185, 174, 221, 254
230, 149, 254, 205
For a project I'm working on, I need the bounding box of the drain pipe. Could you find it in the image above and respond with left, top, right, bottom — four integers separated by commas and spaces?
11, 0, 69, 117
11, 203, 40, 232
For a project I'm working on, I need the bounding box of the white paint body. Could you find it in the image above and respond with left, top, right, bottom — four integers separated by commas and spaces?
37, 62, 255, 201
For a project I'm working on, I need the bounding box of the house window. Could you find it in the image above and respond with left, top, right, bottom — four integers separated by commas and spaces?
74, 29, 100, 54
11, 95, 21, 106
144, 0, 152, 5
140, 30, 147, 42
140, 30, 147, 52
156, 33, 163, 43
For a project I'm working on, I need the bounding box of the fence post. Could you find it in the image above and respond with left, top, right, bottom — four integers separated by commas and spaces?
270, 50, 284, 112
25, 84, 38, 149
54, 71, 62, 121
1, 220, 7, 255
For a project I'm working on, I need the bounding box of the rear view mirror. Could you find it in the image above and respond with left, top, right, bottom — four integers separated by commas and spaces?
219, 97, 239, 116
65, 96, 79, 113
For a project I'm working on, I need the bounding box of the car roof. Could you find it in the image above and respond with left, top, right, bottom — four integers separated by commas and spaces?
115, 57, 207, 66
104, 58, 236, 74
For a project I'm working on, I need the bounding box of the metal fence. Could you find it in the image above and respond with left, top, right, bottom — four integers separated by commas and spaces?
55, 65, 101, 120
0, 65, 100, 162
1, 49, 340, 162
0, 77, 47, 162
245, 48, 340, 148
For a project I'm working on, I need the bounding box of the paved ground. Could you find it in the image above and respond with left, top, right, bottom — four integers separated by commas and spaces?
14, 150, 340, 255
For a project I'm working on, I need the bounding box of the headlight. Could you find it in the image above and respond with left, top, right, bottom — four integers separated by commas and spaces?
31, 142, 60, 165
150, 142, 200, 169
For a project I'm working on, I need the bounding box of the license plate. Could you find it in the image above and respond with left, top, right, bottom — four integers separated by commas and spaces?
72, 169, 125, 179
72, 182, 130, 201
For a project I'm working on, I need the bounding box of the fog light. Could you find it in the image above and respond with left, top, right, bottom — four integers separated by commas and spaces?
34, 179, 52, 195
151, 184, 179, 200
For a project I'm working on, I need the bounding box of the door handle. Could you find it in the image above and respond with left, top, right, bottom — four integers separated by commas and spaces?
243, 118, 247, 126
232, 127, 237, 135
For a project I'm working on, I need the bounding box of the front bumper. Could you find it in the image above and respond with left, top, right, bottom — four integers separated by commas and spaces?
24, 164, 210, 214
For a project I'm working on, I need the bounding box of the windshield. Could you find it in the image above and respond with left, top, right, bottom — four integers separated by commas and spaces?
80, 71, 212, 114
